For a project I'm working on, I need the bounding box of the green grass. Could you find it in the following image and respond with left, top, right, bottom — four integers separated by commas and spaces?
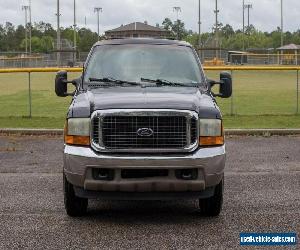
0, 70, 299, 128
0, 117, 66, 129
223, 115, 300, 129
0, 72, 80, 117
206, 70, 299, 115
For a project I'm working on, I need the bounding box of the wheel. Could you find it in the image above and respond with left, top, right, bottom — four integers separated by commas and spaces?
198, 177, 224, 217
64, 174, 88, 217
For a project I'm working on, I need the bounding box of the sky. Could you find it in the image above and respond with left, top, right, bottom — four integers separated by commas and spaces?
0, 0, 299, 34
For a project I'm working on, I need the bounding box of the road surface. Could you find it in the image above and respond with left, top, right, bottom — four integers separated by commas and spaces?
0, 135, 299, 249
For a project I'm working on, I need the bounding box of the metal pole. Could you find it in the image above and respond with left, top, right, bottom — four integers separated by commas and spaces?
247, 5, 250, 49
97, 11, 100, 39
198, 0, 201, 59
28, 72, 32, 118
22, 6, 29, 54
173, 7, 181, 40
25, 8, 28, 54
231, 70, 234, 116
248, 6, 250, 28
297, 70, 299, 114
242, 0, 245, 51
214, 0, 219, 59
281, 0, 284, 46
73, 0, 77, 65
244, 4, 252, 49
176, 9, 178, 39
57, 0, 61, 66
29, 0, 32, 55
177, 12, 179, 40
94, 8, 102, 40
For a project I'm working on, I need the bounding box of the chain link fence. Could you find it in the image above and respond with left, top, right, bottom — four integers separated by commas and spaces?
0, 51, 89, 68
0, 67, 299, 119
2, 51, 300, 69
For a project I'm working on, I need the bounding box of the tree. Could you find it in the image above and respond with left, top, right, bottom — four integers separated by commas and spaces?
292, 30, 300, 44
21, 36, 41, 52
34, 22, 56, 38
162, 18, 173, 32
173, 20, 188, 40
15, 25, 26, 50
1, 19, 300, 53
221, 24, 234, 38
77, 28, 98, 52
183, 33, 210, 47
270, 29, 282, 48
245, 24, 256, 35
40, 36, 54, 53
61, 27, 74, 41
221, 32, 244, 50
4, 22, 16, 51
161, 18, 188, 40
0, 24, 5, 51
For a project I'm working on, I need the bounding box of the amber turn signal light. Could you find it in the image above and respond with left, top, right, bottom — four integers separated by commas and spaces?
199, 136, 224, 146
64, 120, 90, 146
65, 135, 90, 146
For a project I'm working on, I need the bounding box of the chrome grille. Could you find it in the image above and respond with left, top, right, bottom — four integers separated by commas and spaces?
92, 117, 100, 144
91, 110, 198, 153
190, 118, 197, 143
102, 116, 187, 149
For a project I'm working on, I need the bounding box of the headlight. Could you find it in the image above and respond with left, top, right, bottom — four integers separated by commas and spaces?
199, 119, 224, 146
64, 118, 90, 146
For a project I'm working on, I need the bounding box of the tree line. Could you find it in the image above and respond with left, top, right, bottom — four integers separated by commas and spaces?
0, 21, 98, 54
0, 19, 300, 54
162, 18, 300, 51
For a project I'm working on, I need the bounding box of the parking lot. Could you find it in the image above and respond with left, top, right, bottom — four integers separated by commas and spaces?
0, 135, 299, 249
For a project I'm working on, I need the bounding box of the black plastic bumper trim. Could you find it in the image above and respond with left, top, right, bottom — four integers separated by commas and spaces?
74, 186, 215, 200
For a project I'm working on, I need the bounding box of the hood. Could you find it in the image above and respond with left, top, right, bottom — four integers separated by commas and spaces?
69, 86, 221, 119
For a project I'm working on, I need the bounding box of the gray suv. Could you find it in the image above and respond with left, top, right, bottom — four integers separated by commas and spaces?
55, 38, 232, 217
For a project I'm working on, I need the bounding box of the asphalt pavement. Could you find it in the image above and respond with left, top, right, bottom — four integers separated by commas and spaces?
0, 135, 299, 249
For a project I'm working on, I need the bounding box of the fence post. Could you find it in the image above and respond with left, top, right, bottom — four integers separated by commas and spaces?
28, 72, 32, 118
297, 70, 299, 114
231, 70, 234, 116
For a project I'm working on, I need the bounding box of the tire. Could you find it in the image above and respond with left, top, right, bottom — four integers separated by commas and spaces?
64, 174, 88, 217
198, 177, 224, 217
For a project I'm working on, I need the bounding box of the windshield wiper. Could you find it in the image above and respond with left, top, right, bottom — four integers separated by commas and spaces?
141, 78, 194, 87
89, 77, 140, 86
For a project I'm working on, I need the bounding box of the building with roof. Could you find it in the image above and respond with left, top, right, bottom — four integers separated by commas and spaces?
105, 22, 170, 39
277, 43, 300, 51
277, 43, 300, 65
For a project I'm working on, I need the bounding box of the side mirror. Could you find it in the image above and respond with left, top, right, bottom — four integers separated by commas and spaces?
219, 71, 232, 98
55, 71, 76, 97
208, 71, 232, 98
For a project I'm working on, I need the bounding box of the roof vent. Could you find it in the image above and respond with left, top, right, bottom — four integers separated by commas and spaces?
144, 21, 148, 25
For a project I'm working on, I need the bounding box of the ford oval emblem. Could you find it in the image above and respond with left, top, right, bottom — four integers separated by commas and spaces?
137, 128, 154, 137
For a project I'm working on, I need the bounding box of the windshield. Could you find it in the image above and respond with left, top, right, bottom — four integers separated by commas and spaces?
84, 44, 205, 87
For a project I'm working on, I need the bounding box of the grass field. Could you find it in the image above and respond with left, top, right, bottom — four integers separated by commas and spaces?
0, 70, 299, 129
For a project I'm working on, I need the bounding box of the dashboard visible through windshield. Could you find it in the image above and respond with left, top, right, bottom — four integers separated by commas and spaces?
84, 44, 205, 88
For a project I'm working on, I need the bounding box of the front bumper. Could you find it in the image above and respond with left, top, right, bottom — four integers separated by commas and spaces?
64, 145, 226, 194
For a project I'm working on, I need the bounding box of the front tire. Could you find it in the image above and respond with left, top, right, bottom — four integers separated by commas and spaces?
198, 177, 224, 217
64, 174, 88, 217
